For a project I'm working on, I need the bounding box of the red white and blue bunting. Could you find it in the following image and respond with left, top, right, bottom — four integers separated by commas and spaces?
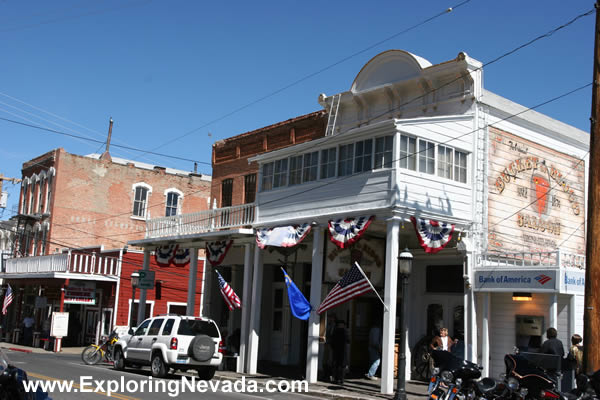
172, 247, 190, 267
256, 224, 311, 249
155, 244, 178, 267
328, 215, 374, 249
206, 240, 233, 267
410, 216, 455, 254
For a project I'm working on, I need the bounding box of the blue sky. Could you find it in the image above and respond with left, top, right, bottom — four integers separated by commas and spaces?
0, 0, 594, 216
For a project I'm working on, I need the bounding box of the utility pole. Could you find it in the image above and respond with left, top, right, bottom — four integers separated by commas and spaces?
584, 0, 600, 376
0, 174, 22, 208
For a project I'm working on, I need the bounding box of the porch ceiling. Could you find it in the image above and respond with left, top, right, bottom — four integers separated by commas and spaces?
129, 228, 255, 249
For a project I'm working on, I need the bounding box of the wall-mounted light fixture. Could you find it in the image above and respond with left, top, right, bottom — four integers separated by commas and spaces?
512, 292, 533, 301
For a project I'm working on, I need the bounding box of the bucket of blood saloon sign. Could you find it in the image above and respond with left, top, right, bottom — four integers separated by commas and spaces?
488, 128, 585, 255
64, 281, 96, 305
325, 237, 385, 286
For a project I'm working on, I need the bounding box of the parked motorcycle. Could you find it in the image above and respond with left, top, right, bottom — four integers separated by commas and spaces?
0, 349, 51, 399
503, 352, 563, 399
81, 330, 119, 365
428, 349, 497, 400
574, 369, 600, 399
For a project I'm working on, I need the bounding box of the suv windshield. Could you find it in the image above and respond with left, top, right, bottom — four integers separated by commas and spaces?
177, 319, 219, 338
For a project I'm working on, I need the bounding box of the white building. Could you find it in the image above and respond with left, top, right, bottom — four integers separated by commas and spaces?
130, 49, 588, 394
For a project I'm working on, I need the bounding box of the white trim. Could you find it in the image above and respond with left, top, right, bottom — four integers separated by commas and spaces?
127, 299, 155, 327
163, 188, 184, 198
166, 301, 187, 314
164, 188, 184, 216
131, 182, 152, 193
131, 182, 152, 218
48, 167, 56, 177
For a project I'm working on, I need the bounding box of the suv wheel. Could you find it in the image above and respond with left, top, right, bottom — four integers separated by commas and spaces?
189, 335, 215, 362
197, 366, 216, 380
151, 353, 167, 378
113, 349, 125, 371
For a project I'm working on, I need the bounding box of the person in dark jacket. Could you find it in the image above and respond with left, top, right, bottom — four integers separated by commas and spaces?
331, 320, 349, 385
541, 327, 565, 357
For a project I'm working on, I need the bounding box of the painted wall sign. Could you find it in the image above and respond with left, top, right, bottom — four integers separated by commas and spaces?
325, 237, 384, 286
64, 280, 96, 305
488, 128, 585, 255
560, 269, 585, 295
474, 270, 558, 291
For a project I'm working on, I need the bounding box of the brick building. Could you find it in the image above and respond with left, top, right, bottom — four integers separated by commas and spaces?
0, 148, 211, 349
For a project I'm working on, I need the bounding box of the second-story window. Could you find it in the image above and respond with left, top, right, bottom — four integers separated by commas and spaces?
354, 139, 373, 173
165, 192, 180, 216
454, 150, 468, 183
438, 145, 454, 179
320, 148, 337, 179
21, 182, 28, 214
418, 139, 435, 175
244, 174, 256, 203
37, 177, 45, 213
262, 162, 274, 191
273, 159, 288, 188
400, 135, 417, 171
132, 184, 151, 218
221, 179, 233, 207
302, 151, 318, 182
46, 174, 53, 213
374, 135, 393, 169
289, 156, 303, 186
28, 180, 34, 214
338, 143, 354, 177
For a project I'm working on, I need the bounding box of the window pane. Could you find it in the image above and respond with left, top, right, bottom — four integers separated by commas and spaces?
354, 139, 372, 173
338, 143, 354, 177
303, 152, 318, 182
133, 187, 148, 217
374, 136, 393, 169
273, 159, 288, 188
320, 148, 336, 179
418, 140, 435, 175
261, 162, 274, 191
161, 319, 175, 335
400, 136, 417, 171
166, 192, 179, 216
244, 174, 256, 203
289, 156, 303, 185
455, 151, 467, 183
437, 145, 453, 179
221, 179, 233, 207
147, 319, 164, 336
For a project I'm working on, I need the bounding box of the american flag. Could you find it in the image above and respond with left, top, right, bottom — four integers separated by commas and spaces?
2, 284, 13, 315
317, 263, 373, 314
216, 270, 241, 311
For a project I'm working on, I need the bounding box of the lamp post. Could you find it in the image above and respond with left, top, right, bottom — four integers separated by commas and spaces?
129, 272, 140, 328
395, 248, 413, 400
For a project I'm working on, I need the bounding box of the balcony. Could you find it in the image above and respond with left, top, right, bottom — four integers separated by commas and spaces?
478, 249, 585, 270
4, 251, 119, 277
145, 203, 256, 239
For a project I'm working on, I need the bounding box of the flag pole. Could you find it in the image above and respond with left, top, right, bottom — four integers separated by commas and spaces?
354, 262, 388, 312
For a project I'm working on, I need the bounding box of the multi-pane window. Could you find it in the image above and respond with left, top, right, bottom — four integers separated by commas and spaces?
165, 192, 179, 216
320, 148, 337, 179
374, 136, 393, 169
273, 159, 288, 188
262, 162, 274, 191
454, 151, 467, 183
289, 156, 303, 186
133, 186, 149, 217
221, 179, 233, 207
302, 152, 318, 182
244, 174, 256, 203
400, 135, 417, 171
37, 178, 44, 213
437, 145, 454, 180
418, 139, 435, 175
21, 183, 28, 214
46, 175, 53, 213
27, 181, 34, 214
354, 139, 372, 173
338, 143, 354, 177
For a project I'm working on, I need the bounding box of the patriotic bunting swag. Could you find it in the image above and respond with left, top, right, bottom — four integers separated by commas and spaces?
328, 215, 374, 249
215, 270, 241, 311
256, 223, 311, 249
155, 244, 178, 267
155, 244, 190, 267
206, 240, 233, 267
410, 216, 455, 254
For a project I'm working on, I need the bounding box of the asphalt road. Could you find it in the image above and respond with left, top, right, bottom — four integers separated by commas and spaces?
4, 349, 322, 400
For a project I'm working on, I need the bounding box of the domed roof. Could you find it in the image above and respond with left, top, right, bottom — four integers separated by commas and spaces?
351, 50, 432, 93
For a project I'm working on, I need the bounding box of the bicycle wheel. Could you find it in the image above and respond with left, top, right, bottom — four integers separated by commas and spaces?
82, 346, 102, 365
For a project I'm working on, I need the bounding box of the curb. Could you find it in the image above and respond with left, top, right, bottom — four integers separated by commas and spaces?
5, 347, 32, 353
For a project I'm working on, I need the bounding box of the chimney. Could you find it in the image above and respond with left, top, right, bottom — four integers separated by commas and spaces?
100, 117, 113, 161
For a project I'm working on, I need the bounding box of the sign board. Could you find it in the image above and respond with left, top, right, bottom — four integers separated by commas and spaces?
50, 312, 69, 338
560, 269, 585, 295
474, 270, 558, 292
64, 281, 96, 305
137, 269, 155, 290
324, 237, 385, 286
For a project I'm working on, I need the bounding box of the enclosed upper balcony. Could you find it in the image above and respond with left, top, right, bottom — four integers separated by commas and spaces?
3, 251, 119, 280
145, 203, 256, 239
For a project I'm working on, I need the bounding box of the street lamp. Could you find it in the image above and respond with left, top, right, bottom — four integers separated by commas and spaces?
395, 248, 413, 400
129, 272, 140, 328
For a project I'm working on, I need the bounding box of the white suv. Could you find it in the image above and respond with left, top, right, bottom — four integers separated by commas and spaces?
113, 315, 223, 379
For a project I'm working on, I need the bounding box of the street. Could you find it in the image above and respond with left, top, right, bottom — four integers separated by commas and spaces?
4, 349, 323, 400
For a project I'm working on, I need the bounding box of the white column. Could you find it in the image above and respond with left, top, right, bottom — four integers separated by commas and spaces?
306, 227, 324, 383
187, 248, 198, 316
238, 243, 254, 373
569, 295, 576, 340
247, 245, 263, 374
381, 219, 400, 394
549, 293, 558, 332
136, 248, 151, 325
463, 254, 469, 361
482, 292, 490, 377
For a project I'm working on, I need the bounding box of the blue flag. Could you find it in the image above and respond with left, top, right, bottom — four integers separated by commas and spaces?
281, 267, 311, 320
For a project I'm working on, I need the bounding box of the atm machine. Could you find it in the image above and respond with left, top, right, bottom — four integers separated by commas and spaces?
516, 315, 544, 352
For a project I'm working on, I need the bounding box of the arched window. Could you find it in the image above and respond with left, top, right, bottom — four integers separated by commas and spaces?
132, 183, 152, 218
37, 176, 45, 213
164, 188, 183, 217
21, 180, 28, 214
46, 168, 55, 214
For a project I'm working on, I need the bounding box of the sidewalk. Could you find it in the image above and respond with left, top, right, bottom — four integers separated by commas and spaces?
0, 342, 428, 400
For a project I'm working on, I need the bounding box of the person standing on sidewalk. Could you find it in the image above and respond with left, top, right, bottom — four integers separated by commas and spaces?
331, 319, 349, 385
365, 321, 382, 380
